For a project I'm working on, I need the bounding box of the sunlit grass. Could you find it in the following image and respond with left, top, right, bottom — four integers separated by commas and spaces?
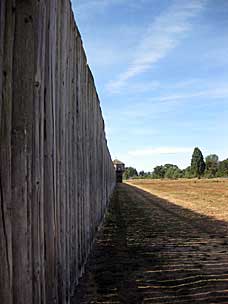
126, 178, 228, 222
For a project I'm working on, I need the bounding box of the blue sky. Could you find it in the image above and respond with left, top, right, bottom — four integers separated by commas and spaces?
72, 0, 228, 171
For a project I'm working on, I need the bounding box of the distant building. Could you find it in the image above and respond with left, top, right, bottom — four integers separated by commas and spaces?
113, 159, 125, 183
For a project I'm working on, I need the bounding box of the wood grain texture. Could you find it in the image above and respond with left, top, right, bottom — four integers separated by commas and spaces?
0, 1, 14, 303
0, 1, 116, 303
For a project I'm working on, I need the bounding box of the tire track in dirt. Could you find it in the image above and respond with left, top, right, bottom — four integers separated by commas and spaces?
72, 183, 228, 303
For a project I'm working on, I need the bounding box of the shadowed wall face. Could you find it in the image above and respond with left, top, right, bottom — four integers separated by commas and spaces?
0, 1, 115, 303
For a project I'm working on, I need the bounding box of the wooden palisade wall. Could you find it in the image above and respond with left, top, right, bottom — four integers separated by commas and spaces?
0, 1, 116, 303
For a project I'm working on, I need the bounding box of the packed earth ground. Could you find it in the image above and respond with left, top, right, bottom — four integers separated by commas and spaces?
73, 179, 228, 303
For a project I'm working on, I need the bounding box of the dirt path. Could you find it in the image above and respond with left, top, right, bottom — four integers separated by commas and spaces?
72, 183, 228, 303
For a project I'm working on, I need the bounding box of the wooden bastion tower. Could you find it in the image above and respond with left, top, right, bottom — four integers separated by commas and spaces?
0, 1, 116, 303
113, 159, 125, 183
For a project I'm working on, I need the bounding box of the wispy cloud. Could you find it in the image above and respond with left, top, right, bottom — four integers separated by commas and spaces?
151, 87, 228, 102
112, 80, 161, 95
107, 0, 206, 93
106, 84, 228, 123
128, 147, 193, 157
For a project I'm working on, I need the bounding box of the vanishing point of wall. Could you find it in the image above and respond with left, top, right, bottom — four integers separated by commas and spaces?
0, 1, 116, 303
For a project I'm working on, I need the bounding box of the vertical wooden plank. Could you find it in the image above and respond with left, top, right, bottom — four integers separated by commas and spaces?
81, 47, 85, 272
75, 28, 80, 286
55, 0, 62, 301
59, 1, 67, 301
11, 1, 35, 303
65, 4, 70, 301
43, 0, 59, 303
32, 1, 47, 304
69, 6, 75, 298
0, 1, 14, 303
77, 36, 83, 277
51, 2, 58, 301
0, 0, 5, 124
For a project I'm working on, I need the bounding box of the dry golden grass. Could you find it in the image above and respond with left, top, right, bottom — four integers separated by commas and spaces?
126, 178, 228, 222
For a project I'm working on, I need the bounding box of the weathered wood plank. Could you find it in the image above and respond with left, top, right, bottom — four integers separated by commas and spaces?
11, 1, 34, 303
32, 2, 46, 304
0, 1, 116, 303
0, 1, 14, 304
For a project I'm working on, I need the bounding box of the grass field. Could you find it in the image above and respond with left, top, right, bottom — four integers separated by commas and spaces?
126, 178, 228, 222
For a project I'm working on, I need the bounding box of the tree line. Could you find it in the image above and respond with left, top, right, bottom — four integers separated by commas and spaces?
123, 147, 228, 180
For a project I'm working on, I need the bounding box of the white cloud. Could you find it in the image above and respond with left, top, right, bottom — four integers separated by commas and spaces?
107, 0, 206, 93
104, 84, 228, 127
148, 87, 228, 103
109, 80, 161, 95
128, 147, 193, 157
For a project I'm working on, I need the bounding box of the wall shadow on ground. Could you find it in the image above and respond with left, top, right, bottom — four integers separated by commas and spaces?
73, 183, 228, 304
125, 183, 228, 237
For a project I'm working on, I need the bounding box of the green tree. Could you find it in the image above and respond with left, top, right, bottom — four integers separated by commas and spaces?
163, 164, 178, 172
217, 159, 228, 177
191, 147, 205, 178
152, 165, 166, 179
182, 166, 193, 178
139, 171, 145, 177
205, 154, 219, 178
123, 167, 138, 180
165, 166, 182, 179
152, 164, 182, 179
143, 172, 152, 179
